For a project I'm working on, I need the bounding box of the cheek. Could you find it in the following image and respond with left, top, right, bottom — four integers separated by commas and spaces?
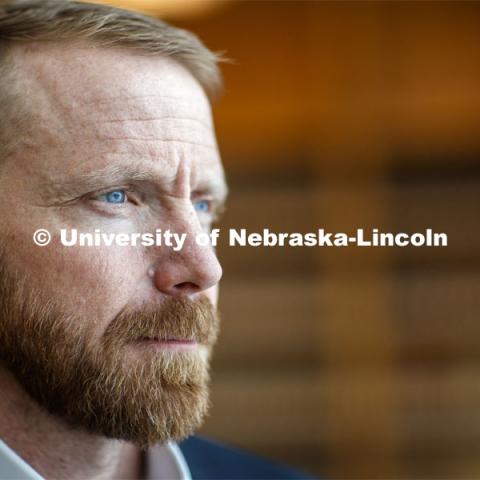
6, 236, 143, 328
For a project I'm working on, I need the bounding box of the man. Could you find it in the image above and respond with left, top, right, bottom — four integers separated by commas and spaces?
0, 1, 309, 479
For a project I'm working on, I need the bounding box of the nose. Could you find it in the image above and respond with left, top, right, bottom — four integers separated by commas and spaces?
150, 227, 223, 298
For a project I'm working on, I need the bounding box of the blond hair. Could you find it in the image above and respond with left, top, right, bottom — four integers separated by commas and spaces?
0, 0, 223, 97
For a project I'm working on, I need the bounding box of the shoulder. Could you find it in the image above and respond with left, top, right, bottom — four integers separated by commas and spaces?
178, 435, 313, 480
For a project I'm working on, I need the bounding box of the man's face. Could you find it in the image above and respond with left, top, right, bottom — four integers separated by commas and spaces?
0, 43, 227, 448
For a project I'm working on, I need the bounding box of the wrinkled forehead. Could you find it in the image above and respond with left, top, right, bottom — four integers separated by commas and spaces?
10, 41, 213, 127
4, 41, 224, 190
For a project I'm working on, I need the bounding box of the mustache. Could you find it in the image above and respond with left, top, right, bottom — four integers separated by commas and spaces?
100, 296, 220, 348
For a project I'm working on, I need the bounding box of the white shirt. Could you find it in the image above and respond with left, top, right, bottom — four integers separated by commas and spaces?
0, 438, 192, 480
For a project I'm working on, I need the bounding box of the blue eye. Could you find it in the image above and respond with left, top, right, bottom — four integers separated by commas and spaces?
99, 190, 126, 204
194, 200, 210, 213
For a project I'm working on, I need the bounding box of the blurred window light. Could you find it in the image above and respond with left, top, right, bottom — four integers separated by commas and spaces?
88, 0, 227, 19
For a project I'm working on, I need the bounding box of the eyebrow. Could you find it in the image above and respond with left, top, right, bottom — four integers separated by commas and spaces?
42, 163, 229, 209
192, 176, 229, 205
42, 164, 154, 203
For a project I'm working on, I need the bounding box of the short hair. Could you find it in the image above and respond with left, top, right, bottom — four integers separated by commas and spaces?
0, 0, 224, 162
0, 0, 223, 97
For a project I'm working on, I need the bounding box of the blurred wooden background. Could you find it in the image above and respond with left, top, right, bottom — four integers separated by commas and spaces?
100, 1, 480, 477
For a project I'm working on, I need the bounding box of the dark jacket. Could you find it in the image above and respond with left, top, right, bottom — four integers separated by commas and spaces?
179, 436, 312, 480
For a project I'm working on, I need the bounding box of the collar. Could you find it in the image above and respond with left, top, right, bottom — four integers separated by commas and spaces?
0, 439, 43, 480
0, 438, 191, 480
146, 441, 192, 480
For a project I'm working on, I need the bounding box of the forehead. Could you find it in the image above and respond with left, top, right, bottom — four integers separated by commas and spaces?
10, 42, 224, 188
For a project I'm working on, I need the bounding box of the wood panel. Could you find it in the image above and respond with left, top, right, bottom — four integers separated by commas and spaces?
201, 370, 480, 478
216, 271, 480, 366
217, 181, 480, 275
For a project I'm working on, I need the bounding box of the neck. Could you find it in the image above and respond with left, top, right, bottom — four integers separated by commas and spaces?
0, 366, 143, 480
